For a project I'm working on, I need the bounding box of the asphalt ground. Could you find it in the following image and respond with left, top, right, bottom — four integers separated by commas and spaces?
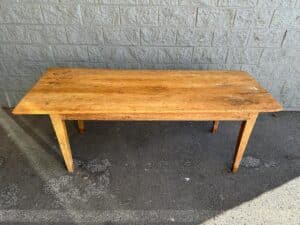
0, 109, 299, 224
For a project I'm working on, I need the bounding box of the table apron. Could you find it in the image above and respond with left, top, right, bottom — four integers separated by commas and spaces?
60, 112, 258, 121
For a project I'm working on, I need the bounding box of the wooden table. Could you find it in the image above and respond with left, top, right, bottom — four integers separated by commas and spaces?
13, 68, 282, 173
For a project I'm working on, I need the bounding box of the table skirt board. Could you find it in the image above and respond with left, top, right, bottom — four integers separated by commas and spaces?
50, 113, 258, 173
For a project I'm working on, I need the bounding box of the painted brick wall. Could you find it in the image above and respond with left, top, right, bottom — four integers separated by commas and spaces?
0, 0, 299, 109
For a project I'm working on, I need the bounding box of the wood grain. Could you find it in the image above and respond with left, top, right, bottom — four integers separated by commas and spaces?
13, 68, 282, 119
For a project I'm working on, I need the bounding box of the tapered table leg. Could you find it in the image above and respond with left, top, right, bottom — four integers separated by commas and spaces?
77, 120, 84, 134
232, 114, 258, 173
211, 121, 219, 133
50, 115, 74, 172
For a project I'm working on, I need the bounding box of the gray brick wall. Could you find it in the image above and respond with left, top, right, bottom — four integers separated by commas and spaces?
0, 0, 299, 109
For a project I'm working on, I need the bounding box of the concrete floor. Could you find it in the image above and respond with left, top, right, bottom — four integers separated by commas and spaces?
0, 109, 299, 225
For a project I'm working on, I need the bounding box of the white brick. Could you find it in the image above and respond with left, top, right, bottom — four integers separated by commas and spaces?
15, 45, 52, 61
103, 28, 140, 45
88, 46, 106, 63
101, 0, 137, 4
149, 0, 178, 5
103, 47, 139, 64
52, 45, 88, 62
159, 7, 196, 27
158, 47, 193, 64
234, 10, 254, 28
129, 47, 159, 64
178, 0, 218, 6
257, 0, 296, 8
1, 60, 49, 76
0, 3, 43, 24
141, 27, 176, 46
0, 76, 37, 91
66, 26, 103, 44
27, 25, 68, 44
192, 47, 227, 64
120, 7, 158, 25
80, 5, 119, 25
227, 48, 262, 64
176, 29, 212, 46
0, 61, 7, 74
284, 30, 300, 48
0, 25, 30, 43
197, 8, 235, 29
271, 9, 300, 28
253, 9, 274, 28
207, 64, 242, 70
260, 48, 300, 66
213, 30, 249, 47
219, 0, 257, 7
88, 46, 158, 64
249, 29, 285, 47
42, 4, 80, 25
0, 45, 18, 60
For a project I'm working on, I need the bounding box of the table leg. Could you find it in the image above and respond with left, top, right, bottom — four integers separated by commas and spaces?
77, 120, 84, 134
232, 113, 258, 173
50, 115, 74, 172
211, 121, 219, 133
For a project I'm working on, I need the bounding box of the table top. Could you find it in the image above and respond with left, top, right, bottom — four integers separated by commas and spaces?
13, 68, 282, 115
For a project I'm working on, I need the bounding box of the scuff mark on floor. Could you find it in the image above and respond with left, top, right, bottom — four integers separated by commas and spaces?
44, 159, 111, 203
264, 160, 278, 168
74, 158, 111, 173
241, 156, 261, 168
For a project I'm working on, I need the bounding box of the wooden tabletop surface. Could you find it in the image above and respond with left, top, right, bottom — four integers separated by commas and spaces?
13, 68, 282, 115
